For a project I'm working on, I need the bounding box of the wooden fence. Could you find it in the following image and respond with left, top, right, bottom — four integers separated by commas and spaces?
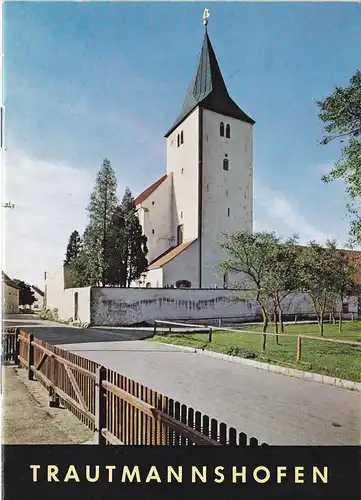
296, 334, 361, 362
3, 328, 266, 447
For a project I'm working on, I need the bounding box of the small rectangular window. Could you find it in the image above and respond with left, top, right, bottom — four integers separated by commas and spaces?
152, 201, 155, 205
152, 229, 155, 234
223, 159, 229, 171
227, 208, 230, 217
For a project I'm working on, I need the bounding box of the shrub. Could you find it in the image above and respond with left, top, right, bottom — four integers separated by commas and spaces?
37, 308, 59, 321
226, 346, 257, 359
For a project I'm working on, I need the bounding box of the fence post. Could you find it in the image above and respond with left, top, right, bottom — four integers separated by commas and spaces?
351, 312, 354, 322
294, 315, 298, 324
208, 328, 213, 343
218, 318, 221, 328
27, 334, 34, 380
14, 328, 20, 365
153, 321, 157, 337
296, 336, 302, 362
49, 388, 60, 408
95, 365, 107, 445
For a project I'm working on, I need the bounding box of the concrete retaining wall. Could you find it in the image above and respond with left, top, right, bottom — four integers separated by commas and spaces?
90, 288, 259, 326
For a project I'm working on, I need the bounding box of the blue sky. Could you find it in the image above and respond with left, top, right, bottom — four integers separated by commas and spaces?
4, 2, 361, 286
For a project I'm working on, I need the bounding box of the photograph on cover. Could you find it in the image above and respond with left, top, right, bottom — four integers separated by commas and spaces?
1, 1, 360, 448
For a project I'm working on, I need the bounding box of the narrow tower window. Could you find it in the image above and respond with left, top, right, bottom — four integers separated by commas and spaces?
226, 124, 231, 138
228, 208, 230, 217
223, 158, 229, 171
220, 122, 225, 137
177, 134, 180, 147
180, 130, 184, 144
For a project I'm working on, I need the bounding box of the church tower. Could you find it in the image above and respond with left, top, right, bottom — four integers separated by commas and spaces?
165, 14, 254, 288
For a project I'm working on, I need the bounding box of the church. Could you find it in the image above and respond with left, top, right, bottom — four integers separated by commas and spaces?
44, 14, 360, 325
133, 18, 254, 289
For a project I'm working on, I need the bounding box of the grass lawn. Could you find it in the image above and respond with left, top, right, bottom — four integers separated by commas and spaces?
151, 321, 361, 382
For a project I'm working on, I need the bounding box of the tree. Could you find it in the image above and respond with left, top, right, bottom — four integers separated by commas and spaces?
64, 230, 82, 265
12, 280, 36, 307
119, 188, 148, 287
219, 231, 280, 350
333, 252, 356, 332
263, 235, 301, 341
125, 210, 148, 287
298, 241, 354, 335
81, 158, 118, 285
106, 206, 127, 286
317, 71, 361, 244
105, 189, 148, 287
69, 239, 96, 287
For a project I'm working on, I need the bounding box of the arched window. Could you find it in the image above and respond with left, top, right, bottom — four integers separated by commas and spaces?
180, 130, 184, 144
177, 134, 180, 147
177, 224, 184, 245
220, 122, 225, 137
223, 158, 229, 171
226, 124, 231, 138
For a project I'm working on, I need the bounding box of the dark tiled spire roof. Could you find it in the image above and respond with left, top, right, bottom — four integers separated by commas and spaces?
165, 31, 255, 137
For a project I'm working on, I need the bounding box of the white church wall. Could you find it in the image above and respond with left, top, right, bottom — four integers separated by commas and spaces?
144, 268, 164, 288
90, 287, 259, 326
201, 109, 253, 288
139, 174, 173, 263
162, 240, 199, 287
166, 108, 200, 244
45, 266, 91, 323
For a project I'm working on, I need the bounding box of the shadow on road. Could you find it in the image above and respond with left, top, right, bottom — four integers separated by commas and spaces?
3, 315, 153, 345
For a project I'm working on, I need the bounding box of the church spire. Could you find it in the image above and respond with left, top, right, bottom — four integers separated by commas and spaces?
165, 20, 255, 138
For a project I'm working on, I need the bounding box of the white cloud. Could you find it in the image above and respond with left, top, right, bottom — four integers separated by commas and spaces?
254, 184, 338, 245
3, 150, 95, 288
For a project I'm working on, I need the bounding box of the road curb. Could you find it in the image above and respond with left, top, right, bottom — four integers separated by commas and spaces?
154, 341, 361, 392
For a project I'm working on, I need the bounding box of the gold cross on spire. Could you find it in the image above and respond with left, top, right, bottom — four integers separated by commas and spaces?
203, 8, 210, 28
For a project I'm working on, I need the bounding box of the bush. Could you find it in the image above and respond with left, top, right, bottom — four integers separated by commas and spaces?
37, 308, 59, 321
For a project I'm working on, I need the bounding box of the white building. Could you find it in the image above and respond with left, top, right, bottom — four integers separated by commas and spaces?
134, 27, 254, 289
2, 271, 20, 314
31, 285, 45, 310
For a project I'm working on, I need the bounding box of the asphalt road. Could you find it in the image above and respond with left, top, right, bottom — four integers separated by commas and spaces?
3, 315, 151, 343
4, 315, 361, 445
